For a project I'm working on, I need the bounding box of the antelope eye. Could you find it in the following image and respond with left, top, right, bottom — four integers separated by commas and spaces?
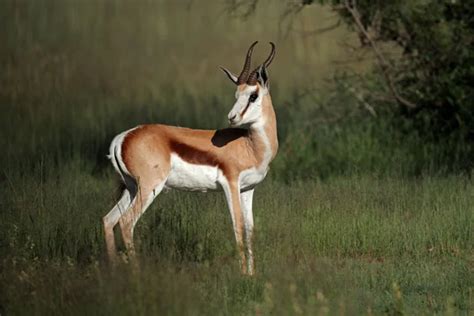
249, 93, 258, 102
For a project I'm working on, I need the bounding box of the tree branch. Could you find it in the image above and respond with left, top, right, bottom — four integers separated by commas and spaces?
343, 0, 417, 109
290, 20, 341, 37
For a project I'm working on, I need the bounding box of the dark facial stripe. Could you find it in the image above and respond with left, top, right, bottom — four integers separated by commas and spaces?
240, 87, 259, 118
240, 100, 251, 118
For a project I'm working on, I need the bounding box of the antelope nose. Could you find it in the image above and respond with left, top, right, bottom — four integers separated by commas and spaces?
228, 113, 237, 122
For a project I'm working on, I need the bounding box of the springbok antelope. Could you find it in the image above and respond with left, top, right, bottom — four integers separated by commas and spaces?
103, 41, 278, 275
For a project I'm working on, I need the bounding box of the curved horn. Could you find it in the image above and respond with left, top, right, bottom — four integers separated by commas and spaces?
246, 66, 260, 86
237, 41, 258, 84
247, 42, 276, 85
263, 42, 276, 68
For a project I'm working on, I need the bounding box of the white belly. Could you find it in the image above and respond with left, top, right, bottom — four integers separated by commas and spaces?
165, 154, 269, 193
165, 154, 219, 192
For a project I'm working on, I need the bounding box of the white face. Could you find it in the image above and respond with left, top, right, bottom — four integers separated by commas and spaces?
227, 85, 265, 127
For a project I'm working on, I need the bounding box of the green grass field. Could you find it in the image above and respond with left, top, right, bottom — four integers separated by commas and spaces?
1, 172, 472, 314
1, 1, 473, 315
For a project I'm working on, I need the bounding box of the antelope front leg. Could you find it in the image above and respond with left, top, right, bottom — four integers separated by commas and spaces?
241, 189, 255, 275
221, 179, 247, 274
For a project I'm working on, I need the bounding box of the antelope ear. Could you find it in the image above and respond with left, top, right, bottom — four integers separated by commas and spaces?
257, 66, 269, 88
220, 67, 238, 85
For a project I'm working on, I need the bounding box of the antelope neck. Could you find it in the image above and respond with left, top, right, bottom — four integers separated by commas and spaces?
246, 94, 278, 170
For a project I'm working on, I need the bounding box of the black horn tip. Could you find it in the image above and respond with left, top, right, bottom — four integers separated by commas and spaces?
268, 42, 275, 52
247, 41, 259, 54
263, 42, 276, 68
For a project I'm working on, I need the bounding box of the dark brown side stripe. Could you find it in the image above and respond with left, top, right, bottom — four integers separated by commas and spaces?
169, 140, 231, 177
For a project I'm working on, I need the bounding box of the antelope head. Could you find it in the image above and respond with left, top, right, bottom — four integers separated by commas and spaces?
221, 41, 276, 127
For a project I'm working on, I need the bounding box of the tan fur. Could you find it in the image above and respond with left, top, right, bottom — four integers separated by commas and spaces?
122, 89, 277, 182
227, 180, 246, 271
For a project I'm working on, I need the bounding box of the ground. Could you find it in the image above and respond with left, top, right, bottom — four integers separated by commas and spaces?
1, 170, 472, 314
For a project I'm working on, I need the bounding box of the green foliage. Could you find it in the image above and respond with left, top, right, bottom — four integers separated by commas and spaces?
272, 74, 474, 180
304, 0, 474, 139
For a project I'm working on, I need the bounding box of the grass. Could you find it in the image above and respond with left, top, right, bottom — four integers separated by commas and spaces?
1, 172, 472, 314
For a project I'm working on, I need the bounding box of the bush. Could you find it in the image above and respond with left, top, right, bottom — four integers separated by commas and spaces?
300, 0, 474, 139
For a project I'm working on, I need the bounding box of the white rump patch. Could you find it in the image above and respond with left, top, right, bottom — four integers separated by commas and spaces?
108, 126, 140, 178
